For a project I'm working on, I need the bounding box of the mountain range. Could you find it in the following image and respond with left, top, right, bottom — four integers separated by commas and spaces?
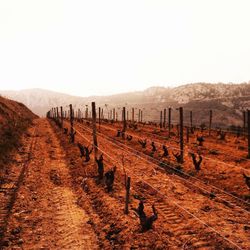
0, 82, 249, 128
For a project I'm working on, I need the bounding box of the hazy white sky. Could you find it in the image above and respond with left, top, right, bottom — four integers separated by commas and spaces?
0, 0, 250, 97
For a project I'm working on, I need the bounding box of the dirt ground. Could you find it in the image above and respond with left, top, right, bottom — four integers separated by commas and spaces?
1, 118, 250, 249
2, 119, 99, 249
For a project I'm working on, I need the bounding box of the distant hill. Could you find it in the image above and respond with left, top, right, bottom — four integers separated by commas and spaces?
0, 89, 85, 118
1, 83, 249, 127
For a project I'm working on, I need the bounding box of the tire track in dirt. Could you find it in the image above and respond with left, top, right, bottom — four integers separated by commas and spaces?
2, 119, 99, 250
0, 124, 37, 247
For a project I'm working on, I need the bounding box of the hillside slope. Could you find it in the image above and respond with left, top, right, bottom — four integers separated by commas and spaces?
0, 96, 37, 165
0, 83, 249, 127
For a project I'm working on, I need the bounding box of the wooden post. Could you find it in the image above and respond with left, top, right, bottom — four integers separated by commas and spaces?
113, 108, 115, 121
124, 176, 131, 214
209, 110, 212, 136
98, 107, 101, 129
138, 109, 141, 122
69, 104, 74, 140
69, 105, 73, 127
179, 107, 184, 163
122, 107, 126, 132
163, 108, 166, 128
56, 107, 59, 121
92, 102, 98, 158
101, 108, 104, 119
85, 106, 88, 120
132, 108, 134, 122
160, 111, 163, 128
60, 106, 63, 128
186, 127, 189, 143
168, 107, 171, 138
190, 111, 193, 130
247, 110, 250, 158
127, 110, 129, 121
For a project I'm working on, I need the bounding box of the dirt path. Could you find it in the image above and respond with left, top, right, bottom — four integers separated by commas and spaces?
3, 119, 99, 249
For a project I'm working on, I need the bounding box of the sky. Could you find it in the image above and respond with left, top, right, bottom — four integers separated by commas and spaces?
0, 0, 250, 97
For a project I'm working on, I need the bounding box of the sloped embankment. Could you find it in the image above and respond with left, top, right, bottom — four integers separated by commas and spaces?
0, 95, 37, 165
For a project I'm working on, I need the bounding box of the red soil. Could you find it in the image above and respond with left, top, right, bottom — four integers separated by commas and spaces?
1, 117, 249, 249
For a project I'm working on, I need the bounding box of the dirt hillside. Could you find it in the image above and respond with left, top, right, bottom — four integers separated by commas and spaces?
0, 95, 36, 124
0, 95, 37, 165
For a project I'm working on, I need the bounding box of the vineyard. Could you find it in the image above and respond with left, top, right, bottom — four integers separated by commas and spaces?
44, 103, 250, 249
1, 99, 249, 249
1, 1, 250, 249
